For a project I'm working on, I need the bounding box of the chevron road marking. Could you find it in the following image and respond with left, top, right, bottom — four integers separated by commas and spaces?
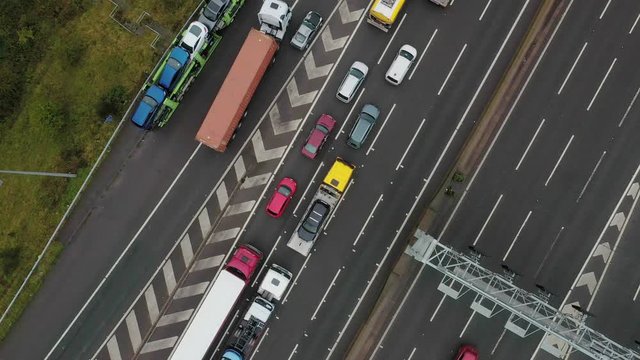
208, 227, 240, 244
286, 78, 318, 108
628, 182, 640, 199
234, 156, 246, 181
304, 52, 333, 80
591, 242, 611, 263
140, 337, 177, 354
173, 282, 209, 300
339, 0, 364, 23
162, 260, 177, 294
198, 208, 212, 238
609, 212, 625, 232
125, 311, 142, 351
252, 130, 286, 163
269, 104, 302, 135
321, 26, 349, 52
157, 309, 194, 327
575, 272, 597, 295
216, 184, 229, 210
223, 201, 257, 217
144, 285, 160, 323
180, 235, 193, 266
191, 254, 225, 272
106, 337, 122, 360
241, 173, 272, 189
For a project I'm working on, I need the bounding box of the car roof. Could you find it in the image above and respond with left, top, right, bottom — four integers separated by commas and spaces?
351, 61, 369, 75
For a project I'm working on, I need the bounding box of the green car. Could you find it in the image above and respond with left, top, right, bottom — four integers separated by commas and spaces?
347, 104, 380, 149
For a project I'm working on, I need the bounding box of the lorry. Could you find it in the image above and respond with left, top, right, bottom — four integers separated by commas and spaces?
287, 158, 355, 256
196, 0, 292, 152
367, 0, 406, 32
221, 264, 293, 360
169, 245, 263, 360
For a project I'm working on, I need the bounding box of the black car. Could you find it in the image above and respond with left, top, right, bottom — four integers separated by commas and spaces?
297, 200, 330, 241
198, 0, 230, 30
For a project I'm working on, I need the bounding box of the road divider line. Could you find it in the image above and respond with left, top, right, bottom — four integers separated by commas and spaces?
407, 347, 417, 360
311, 268, 342, 320
459, 311, 475, 338
437, 43, 467, 95
599, 0, 612, 19
250, 327, 269, 360
336, 88, 366, 140
503, 210, 532, 261
618, 86, 640, 127
353, 194, 384, 246
409, 29, 437, 81
396, 118, 427, 170
366, 103, 396, 155
287, 343, 299, 360
557, 42, 587, 95
474, 194, 503, 246
293, 162, 325, 216
576, 151, 606, 203
544, 134, 574, 187
587, 57, 616, 111
252, 236, 282, 287
634, 282, 640, 301
629, 11, 640, 34
324, 179, 354, 231
534, 226, 565, 278
515, 118, 545, 170
429, 294, 446, 322
491, 329, 506, 355
377, 13, 408, 65
283, 253, 313, 304
479, 0, 493, 21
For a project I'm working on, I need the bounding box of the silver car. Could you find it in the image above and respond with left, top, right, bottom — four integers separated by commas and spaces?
290, 11, 323, 50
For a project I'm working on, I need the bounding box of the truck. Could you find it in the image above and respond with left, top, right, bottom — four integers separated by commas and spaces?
196, 0, 292, 152
221, 264, 293, 360
169, 245, 263, 360
367, 0, 406, 32
287, 158, 355, 256
429, 0, 452, 7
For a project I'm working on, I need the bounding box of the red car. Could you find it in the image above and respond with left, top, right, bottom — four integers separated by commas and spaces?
302, 114, 337, 159
455, 345, 478, 360
266, 177, 297, 218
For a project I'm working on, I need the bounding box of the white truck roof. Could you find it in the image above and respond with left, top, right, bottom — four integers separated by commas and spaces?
244, 299, 273, 323
259, 265, 292, 301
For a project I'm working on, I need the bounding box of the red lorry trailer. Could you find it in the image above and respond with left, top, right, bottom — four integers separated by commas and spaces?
196, 29, 278, 152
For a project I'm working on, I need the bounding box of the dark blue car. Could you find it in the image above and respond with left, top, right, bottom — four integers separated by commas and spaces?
158, 47, 190, 91
131, 85, 166, 129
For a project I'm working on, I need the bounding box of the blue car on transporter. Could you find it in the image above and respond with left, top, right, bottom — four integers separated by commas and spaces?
130, 85, 166, 129
158, 47, 190, 91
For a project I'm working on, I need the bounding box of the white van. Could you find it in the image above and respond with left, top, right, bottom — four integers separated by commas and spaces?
385, 45, 417, 85
337, 61, 369, 103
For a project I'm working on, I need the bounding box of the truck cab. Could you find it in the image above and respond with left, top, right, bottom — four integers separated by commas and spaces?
226, 244, 263, 282
257, 0, 292, 41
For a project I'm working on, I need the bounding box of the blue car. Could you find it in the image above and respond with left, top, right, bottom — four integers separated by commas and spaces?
158, 47, 190, 91
131, 85, 166, 129
221, 348, 243, 360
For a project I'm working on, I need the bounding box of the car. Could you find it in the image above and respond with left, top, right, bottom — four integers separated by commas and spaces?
302, 114, 336, 159
198, 0, 230, 31
347, 104, 380, 149
290, 11, 323, 50
266, 177, 297, 218
131, 85, 166, 129
158, 46, 190, 91
455, 345, 478, 360
385, 44, 417, 85
336, 61, 368, 103
180, 21, 209, 57
297, 200, 331, 241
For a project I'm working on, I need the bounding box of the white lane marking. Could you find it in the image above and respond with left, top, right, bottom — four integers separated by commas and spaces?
311, 268, 342, 320
576, 151, 606, 203
440, 0, 570, 240
250, 327, 269, 360
618, 86, 640, 127
479, 0, 493, 21
353, 194, 384, 246
336, 87, 366, 140
534, 226, 565, 278
283, 253, 313, 304
144, 285, 160, 323
599, 0, 612, 19
557, 42, 587, 95
515, 118, 545, 171
396, 118, 427, 170
47, 143, 203, 359
530, 161, 640, 359
459, 311, 475, 338
252, 236, 282, 287
438, 43, 468, 95
198, 207, 211, 238
107, 336, 122, 360
474, 194, 504, 246
491, 329, 506, 355
634, 283, 640, 301
180, 234, 194, 266
630, 11, 640, 34
163, 260, 177, 294
409, 29, 438, 81
587, 57, 616, 111
429, 294, 447, 322
157, 309, 193, 327
407, 347, 417, 360
503, 210, 532, 261
326, 2, 532, 357
208, 227, 240, 244
366, 103, 396, 155
140, 337, 178, 354
377, 13, 408, 65
293, 162, 324, 216
173, 282, 209, 299
544, 134, 574, 187
125, 311, 142, 352
287, 344, 299, 360
190, 254, 225, 272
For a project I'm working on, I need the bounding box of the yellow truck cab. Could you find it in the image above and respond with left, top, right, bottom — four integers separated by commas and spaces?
367, 0, 406, 32
323, 158, 355, 193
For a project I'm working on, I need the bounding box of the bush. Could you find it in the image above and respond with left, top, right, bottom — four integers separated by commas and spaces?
37, 100, 67, 132
0, 245, 22, 282
97, 85, 129, 118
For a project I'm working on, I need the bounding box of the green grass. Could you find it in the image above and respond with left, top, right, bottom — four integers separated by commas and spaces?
0, 0, 199, 340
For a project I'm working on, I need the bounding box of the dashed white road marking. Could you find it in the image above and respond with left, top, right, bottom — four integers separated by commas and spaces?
479, 0, 494, 21
618, 86, 640, 127
311, 268, 342, 320
576, 151, 606, 203
437, 43, 467, 96
377, 13, 408, 65
544, 134, 574, 187
587, 57, 616, 111
516, 118, 545, 171
396, 118, 427, 170
459, 311, 475, 338
293, 162, 324, 216
366, 103, 396, 155
558, 42, 587, 95
353, 194, 383, 246
474, 194, 503, 246
599, 0, 612, 19
503, 210, 532, 261
336, 87, 365, 140
409, 29, 438, 81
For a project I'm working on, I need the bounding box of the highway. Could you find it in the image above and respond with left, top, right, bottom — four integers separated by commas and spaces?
371, 0, 640, 359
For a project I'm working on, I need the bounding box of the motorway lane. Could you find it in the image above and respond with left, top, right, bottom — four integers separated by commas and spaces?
0, 0, 329, 358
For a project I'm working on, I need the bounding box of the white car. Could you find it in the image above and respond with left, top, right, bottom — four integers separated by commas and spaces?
336, 61, 369, 103
180, 21, 209, 57
385, 44, 417, 85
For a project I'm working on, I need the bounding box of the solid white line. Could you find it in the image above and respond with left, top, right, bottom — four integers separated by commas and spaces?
515, 118, 545, 170
353, 194, 383, 246
324, 179, 354, 231
576, 151, 606, 203
474, 194, 503, 245
587, 57, 616, 111
311, 268, 342, 320
491, 329, 506, 355
618, 86, 640, 127
544, 135, 574, 187
599, 0, 611, 19
438, 43, 468, 95
293, 162, 325, 215
630, 12, 640, 34
377, 13, 408, 65
407, 347, 417, 360
249, 327, 269, 360
366, 103, 396, 155
557, 42, 587, 95
396, 118, 427, 170
479, 0, 494, 21
429, 294, 446, 322
634, 283, 640, 301
409, 29, 438, 81
287, 344, 299, 360
283, 253, 312, 304
251, 235, 282, 287
503, 210, 532, 261
440, 0, 570, 240
459, 311, 475, 338
336, 87, 365, 140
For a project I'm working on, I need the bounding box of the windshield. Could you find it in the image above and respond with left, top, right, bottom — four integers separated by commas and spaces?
399, 49, 414, 61
349, 68, 364, 79
316, 124, 329, 134
142, 95, 158, 108
304, 143, 318, 154
294, 32, 307, 43
166, 58, 181, 71
277, 185, 292, 197
189, 25, 202, 37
